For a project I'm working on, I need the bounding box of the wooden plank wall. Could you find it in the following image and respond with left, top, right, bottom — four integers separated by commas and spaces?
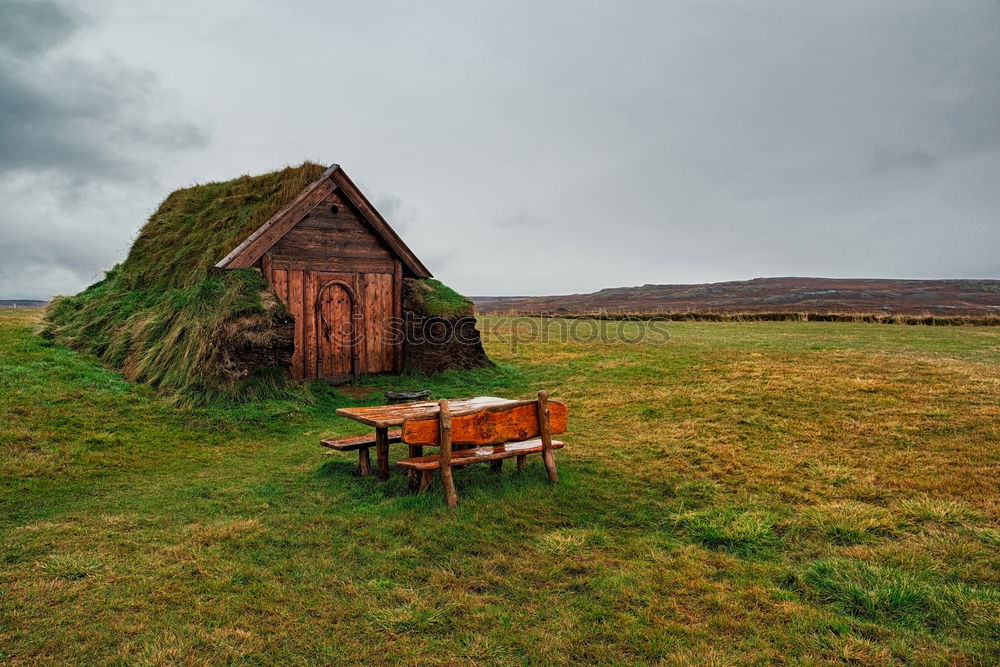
261, 189, 402, 381
268, 190, 395, 274
360, 272, 394, 373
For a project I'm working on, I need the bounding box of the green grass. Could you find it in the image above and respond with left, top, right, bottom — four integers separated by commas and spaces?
405, 277, 475, 318
796, 559, 1000, 634
669, 505, 779, 557
2, 310, 999, 664
40, 163, 329, 404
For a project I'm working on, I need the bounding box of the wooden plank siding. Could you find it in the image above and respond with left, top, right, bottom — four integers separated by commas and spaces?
288, 270, 304, 378
392, 259, 403, 372
305, 271, 317, 379
260, 188, 402, 381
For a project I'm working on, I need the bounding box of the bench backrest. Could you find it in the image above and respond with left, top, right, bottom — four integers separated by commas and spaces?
402, 393, 568, 446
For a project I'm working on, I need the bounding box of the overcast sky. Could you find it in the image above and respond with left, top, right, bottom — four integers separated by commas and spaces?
2, 0, 998, 299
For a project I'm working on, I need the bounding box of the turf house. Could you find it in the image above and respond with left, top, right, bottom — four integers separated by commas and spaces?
43, 163, 490, 403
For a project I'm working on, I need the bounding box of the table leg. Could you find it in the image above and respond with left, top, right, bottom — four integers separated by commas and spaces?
375, 426, 390, 481
407, 445, 423, 491
358, 447, 372, 476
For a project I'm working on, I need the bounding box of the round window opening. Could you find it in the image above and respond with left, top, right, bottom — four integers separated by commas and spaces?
330, 205, 340, 215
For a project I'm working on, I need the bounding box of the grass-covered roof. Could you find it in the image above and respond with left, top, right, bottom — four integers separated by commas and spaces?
42, 163, 330, 404
43, 162, 479, 404
404, 278, 474, 319
123, 162, 329, 290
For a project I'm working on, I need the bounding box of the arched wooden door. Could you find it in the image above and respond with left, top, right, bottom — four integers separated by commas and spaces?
316, 281, 358, 382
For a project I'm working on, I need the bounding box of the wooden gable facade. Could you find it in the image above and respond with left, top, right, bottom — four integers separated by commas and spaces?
216, 165, 431, 383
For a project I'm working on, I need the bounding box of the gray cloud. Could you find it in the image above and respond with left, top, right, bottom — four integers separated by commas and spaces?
0, 59, 205, 179
494, 206, 547, 229
0, 0, 204, 180
371, 191, 418, 235
0, 0, 205, 298
2, 0, 998, 298
0, 0, 78, 56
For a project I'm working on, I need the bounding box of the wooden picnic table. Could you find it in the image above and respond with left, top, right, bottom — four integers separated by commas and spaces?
335, 396, 519, 480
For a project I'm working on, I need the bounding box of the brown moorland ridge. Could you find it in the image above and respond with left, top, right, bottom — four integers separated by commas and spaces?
0, 300, 48, 308
472, 277, 1000, 316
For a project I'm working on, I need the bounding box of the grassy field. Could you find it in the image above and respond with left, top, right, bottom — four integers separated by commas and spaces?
1, 309, 998, 664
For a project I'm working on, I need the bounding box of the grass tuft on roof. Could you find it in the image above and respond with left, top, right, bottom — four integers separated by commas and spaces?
404, 278, 474, 319
42, 162, 328, 405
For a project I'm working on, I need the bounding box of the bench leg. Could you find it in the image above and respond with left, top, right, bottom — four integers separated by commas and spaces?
358, 447, 372, 477
375, 427, 390, 481
490, 459, 503, 474
537, 391, 559, 484
439, 401, 458, 507
516, 455, 527, 472
418, 469, 434, 493
542, 449, 559, 484
441, 467, 458, 507
407, 445, 423, 491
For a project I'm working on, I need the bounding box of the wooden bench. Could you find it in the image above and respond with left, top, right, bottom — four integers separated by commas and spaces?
396, 391, 568, 506
320, 429, 402, 476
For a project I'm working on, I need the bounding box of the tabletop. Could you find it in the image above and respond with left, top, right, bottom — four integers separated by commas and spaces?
336, 396, 517, 428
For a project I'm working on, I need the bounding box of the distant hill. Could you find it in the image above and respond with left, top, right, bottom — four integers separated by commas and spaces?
0, 300, 48, 308
472, 278, 1000, 316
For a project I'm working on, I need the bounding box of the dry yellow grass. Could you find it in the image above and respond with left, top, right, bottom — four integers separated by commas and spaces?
1, 309, 998, 664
